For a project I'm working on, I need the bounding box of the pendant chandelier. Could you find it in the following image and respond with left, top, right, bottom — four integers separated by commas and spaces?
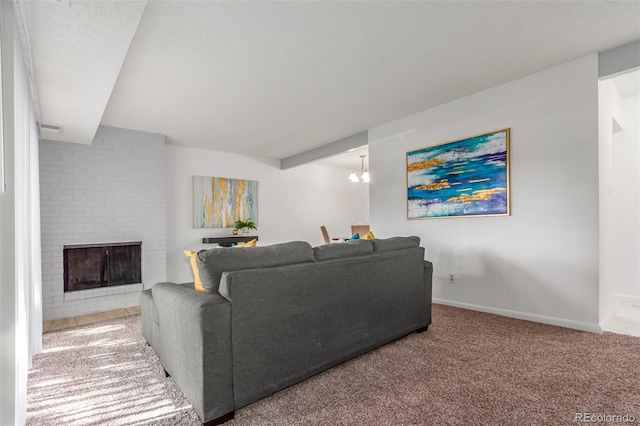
348, 155, 370, 183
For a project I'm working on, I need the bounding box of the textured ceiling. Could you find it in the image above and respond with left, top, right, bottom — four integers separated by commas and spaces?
24, 0, 146, 144
25, 0, 640, 164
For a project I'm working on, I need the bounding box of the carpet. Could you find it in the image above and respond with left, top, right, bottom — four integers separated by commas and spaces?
27, 305, 640, 425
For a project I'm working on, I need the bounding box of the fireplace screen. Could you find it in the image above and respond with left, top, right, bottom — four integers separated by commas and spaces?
64, 242, 142, 292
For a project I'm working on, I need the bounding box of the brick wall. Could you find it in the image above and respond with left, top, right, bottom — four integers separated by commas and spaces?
39, 126, 166, 320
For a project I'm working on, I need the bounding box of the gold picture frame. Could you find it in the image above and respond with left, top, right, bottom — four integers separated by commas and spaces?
407, 128, 510, 219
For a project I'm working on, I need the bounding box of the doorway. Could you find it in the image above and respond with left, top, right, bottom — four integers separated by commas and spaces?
599, 68, 640, 336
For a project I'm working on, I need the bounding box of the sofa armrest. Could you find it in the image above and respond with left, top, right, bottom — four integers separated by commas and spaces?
424, 261, 434, 326
151, 282, 234, 423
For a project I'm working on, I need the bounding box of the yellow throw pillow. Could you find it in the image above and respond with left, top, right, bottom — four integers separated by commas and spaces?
235, 239, 258, 248
184, 250, 211, 294
362, 231, 376, 240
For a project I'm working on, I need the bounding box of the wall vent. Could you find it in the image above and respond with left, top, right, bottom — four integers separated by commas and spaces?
41, 123, 63, 133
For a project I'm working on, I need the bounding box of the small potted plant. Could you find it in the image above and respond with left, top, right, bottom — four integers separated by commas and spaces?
235, 219, 257, 234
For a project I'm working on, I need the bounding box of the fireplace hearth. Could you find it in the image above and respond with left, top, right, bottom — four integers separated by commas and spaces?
64, 242, 142, 292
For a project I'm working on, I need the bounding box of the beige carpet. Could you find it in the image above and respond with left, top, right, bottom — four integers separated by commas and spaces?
27, 305, 640, 425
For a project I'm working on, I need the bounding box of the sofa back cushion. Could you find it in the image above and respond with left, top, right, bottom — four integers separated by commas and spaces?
313, 239, 373, 261
197, 241, 315, 293
371, 236, 420, 253
224, 242, 428, 407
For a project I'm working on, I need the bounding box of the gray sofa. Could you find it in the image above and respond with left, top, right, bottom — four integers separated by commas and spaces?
140, 236, 433, 425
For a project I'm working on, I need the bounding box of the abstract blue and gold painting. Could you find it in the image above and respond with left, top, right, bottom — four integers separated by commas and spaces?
193, 176, 258, 228
407, 129, 510, 219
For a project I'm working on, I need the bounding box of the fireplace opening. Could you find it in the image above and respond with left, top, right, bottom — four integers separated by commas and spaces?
64, 242, 142, 292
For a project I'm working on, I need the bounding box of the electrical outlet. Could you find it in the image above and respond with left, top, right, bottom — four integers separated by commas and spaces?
449, 273, 456, 283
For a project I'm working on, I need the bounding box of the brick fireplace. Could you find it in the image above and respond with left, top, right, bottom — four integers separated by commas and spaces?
39, 126, 167, 321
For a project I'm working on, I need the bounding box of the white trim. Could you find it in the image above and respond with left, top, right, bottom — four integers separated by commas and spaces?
0, 7, 4, 194
600, 309, 617, 332
64, 283, 143, 301
614, 293, 640, 305
433, 298, 603, 334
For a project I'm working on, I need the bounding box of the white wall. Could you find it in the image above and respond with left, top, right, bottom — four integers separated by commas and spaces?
0, 2, 18, 423
1, 2, 42, 422
613, 93, 640, 302
369, 55, 601, 331
39, 126, 167, 320
165, 145, 369, 283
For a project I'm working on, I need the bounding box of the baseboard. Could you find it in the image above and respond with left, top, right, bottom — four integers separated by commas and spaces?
614, 293, 640, 305
599, 295, 640, 332
432, 298, 602, 333
600, 309, 617, 332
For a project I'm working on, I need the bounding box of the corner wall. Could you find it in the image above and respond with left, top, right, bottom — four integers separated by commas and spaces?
165, 145, 369, 283
1, 1, 19, 423
613, 93, 640, 302
369, 55, 601, 331
598, 78, 622, 324
39, 126, 167, 320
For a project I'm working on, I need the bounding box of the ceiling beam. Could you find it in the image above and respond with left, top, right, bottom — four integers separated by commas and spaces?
280, 131, 368, 170
599, 39, 640, 78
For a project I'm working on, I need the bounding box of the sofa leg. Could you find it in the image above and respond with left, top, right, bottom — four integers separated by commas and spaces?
204, 411, 235, 425
164, 369, 170, 378
416, 325, 429, 333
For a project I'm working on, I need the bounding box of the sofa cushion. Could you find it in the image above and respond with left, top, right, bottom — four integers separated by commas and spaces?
235, 239, 258, 248
371, 236, 420, 253
140, 282, 195, 325
362, 230, 376, 240
313, 239, 373, 261
197, 241, 315, 293
184, 250, 211, 293
347, 233, 360, 241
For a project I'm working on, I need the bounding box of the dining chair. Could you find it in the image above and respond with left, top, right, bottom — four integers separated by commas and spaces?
351, 225, 370, 236
320, 226, 331, 244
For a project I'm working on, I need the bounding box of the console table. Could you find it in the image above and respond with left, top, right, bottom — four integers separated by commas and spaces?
202, 235, 258, 247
